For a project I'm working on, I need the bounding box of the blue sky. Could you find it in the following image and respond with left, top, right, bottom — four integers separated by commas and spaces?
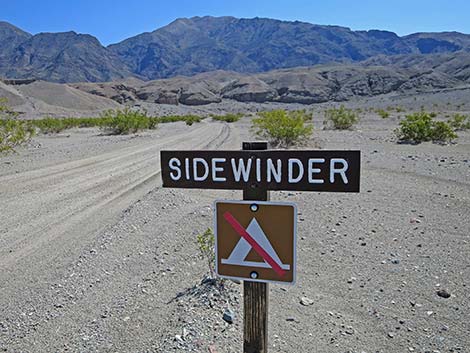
2, 0, 469, 46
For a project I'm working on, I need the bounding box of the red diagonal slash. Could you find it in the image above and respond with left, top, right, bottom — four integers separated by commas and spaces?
223, 211, 286, 277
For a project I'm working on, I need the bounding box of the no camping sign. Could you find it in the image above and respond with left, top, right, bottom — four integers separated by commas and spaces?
214, 200, 297, 284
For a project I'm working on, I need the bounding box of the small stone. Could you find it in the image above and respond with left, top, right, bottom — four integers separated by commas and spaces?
388, 332, 395, 338
300, 297, 314, 306
347, 276, 357, 284
223, 308, 234, 324
286, 317, 296, 322
436, 289, 451, 299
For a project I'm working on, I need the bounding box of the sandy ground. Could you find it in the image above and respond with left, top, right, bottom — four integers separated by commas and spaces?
0, 110, 469, 353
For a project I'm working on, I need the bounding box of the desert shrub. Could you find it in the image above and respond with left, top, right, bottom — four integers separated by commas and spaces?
289, 109, 314, 121
376, 109, 390, 119
182, 115, 201, 126
431, 121, 457, 142
31, 113, 202, 134
211, 113, 243, 123
323, 105, 358, 129
197, 228, 216, 279
252, 109, 313, 147
395, 112, 457, 144
0, 98, 35, 153
0, 119, 35, 153
156, 115, 201, 125
33, 117, 69, 133
99, 108, 157, 134
448, 114, 470, 131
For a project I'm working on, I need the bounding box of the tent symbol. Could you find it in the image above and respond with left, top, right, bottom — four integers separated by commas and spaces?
221, 218, 290, 271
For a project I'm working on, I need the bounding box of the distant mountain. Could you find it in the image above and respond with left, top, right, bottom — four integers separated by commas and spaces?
0, 21, 31, 54
0, 26, 133, 83
1, 16, 470, 83
0, 21, 32, 70
108, 16, 470, 80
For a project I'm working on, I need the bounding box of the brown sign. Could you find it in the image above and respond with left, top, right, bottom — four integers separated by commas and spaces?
215, 200, 297, 284
161, 150, 360, 192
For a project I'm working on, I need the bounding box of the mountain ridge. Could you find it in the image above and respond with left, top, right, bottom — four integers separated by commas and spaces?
1, 16, 470, 83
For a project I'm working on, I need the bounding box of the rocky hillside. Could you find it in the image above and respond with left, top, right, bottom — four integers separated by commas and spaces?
1, 17, 470, 83
0, 23, 133, 83
72, 52, 470, 106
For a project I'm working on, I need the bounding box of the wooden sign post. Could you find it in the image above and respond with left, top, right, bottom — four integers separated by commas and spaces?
242, 141, 269, 353
160, 144, 361, 353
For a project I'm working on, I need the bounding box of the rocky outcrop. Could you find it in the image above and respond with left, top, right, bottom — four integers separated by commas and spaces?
221, 77, 278, 102
71, 55, 470, 106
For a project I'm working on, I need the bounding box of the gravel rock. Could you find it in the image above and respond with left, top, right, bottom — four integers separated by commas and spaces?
300, 296, 314, 306
223, 308, 235, 324
436, 289, 451, 298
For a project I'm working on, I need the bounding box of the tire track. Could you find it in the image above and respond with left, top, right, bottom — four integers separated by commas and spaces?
0, 122, 236, 271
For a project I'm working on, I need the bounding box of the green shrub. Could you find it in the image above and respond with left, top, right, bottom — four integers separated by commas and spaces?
211, 113, 243, 123
323, 106, 358, 129
431, 121, 458, 142
32, 117, 69, 133
99, 108, 157, 134
29, 113, 202, 135
0, 119, 35, 153
182, 115, 201, 126
448, 114, 470, 131
197, 228, 216, 279
156, 115, 201, 125
1, 98, 35, 153
395, 112, 457, 144
252, 109, 313, 147
376, 109, 390, 119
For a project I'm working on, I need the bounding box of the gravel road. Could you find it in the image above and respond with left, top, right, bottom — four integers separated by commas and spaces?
0, 115, 469, 353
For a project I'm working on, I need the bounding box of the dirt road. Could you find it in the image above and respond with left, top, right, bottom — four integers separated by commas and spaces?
0, 121, 241, 351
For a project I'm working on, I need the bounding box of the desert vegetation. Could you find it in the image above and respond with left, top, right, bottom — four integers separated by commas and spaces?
323, 105, 359, 129
0, 98, 35, 153
1, 102, 209, 153
196, 228, 216, 279
376, 109, 390, 119
395, 111, 457, 144
20, 111, 203, 135
252, 109, 313, 147
211, 113, 243, 123
448, 113, 470, 131
98, 108, 158, 134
